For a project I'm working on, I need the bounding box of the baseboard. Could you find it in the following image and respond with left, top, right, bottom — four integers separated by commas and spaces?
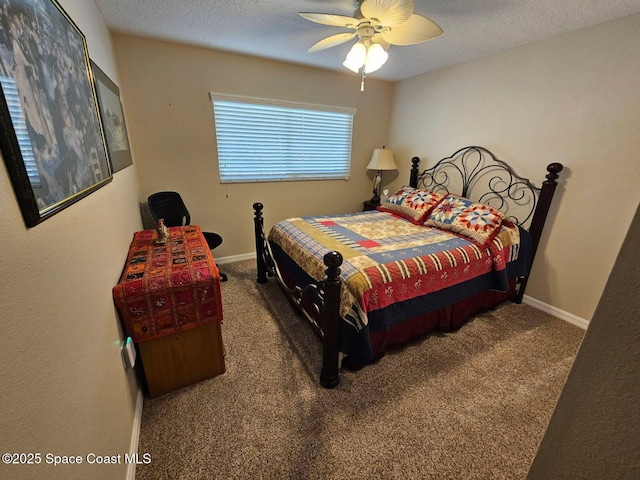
523, 295, 590, 330
215, 252, 256, 265
126, 387, 144, 480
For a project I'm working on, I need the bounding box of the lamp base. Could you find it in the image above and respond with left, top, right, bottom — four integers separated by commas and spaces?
371, 171, 382, 204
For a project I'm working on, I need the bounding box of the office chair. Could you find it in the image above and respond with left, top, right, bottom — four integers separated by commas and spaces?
147, 191, 227, 281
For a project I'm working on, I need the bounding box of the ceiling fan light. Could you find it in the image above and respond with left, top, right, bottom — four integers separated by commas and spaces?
342, 58, 361, 73
299, 2, 444, 90
364, 43, 388, 73
343, 41, 367, 73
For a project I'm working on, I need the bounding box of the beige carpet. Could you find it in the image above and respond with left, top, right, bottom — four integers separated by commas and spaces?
135, 259, 584, 479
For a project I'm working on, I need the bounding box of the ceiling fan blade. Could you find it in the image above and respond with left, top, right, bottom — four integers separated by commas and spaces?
380, 13, 443, 45
308, 32, 357, 53
299, 12, 359, 28
360, 0, 414, 27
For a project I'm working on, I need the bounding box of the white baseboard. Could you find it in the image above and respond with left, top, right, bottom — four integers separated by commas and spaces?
215, 252, 256, 265
126, 387, 144, 480
523, 295, 590, 330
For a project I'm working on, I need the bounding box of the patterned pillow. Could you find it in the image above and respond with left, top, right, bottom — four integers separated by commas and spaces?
425, 194, 506, 246
378, 186, 445, 224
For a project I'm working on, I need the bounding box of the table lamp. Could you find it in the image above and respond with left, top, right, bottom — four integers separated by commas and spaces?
366, 146, 397, 204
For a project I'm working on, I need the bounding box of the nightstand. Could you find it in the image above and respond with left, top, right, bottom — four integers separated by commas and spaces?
363, 200, 380, 211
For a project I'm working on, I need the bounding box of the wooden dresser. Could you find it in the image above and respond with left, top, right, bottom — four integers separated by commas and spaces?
113, 226, 225, 397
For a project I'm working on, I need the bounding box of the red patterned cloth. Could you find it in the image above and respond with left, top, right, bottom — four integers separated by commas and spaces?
113, 226, 223, 342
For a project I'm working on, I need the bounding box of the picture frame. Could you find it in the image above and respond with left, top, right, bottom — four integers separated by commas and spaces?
90, 60, 133, 173
0, 0, 112, 228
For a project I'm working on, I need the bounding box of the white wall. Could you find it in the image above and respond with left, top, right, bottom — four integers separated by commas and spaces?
0, 1, 142, 479
388, 14, 640, 322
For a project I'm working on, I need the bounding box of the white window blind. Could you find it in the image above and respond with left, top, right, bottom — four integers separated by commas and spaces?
210, 92, 355, 183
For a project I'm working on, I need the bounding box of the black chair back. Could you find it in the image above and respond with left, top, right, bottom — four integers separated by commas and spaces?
147, 192, 190, 227
147, 190, 227, 281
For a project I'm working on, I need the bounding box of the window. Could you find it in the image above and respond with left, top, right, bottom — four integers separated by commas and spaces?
210, 92, 355, 183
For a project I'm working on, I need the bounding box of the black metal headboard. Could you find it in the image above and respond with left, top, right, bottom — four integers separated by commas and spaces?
409, 146, 562, 230
409, 146, 563, 303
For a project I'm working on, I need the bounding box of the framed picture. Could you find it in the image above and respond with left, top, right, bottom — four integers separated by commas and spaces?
0, 0, 112, 228
90, 60, 132, 173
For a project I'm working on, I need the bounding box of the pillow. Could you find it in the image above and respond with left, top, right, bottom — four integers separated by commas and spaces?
425, 194, 506, 246
378, 186, 445, 224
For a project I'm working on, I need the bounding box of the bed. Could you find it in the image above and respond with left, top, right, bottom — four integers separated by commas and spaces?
253, 146, 563, 388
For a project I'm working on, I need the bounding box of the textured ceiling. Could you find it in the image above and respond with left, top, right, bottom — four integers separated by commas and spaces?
93, 0, 640, 82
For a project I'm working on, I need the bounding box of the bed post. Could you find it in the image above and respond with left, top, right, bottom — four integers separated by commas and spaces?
409, 157, 420, 188
320, 251, 343, 389
514, 162, 563, 303
253, 202, 268, 284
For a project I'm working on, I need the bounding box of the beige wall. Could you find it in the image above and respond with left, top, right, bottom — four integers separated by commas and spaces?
0, 1, 142, 479
528, 202, 640, 479
388, 14, 640, 321
112, 34, 394, 257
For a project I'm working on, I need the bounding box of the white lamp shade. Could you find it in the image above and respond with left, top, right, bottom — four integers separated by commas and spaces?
364, 43, 388, 73
343, 41, 389, 74
343, 42, 367, 73
367, 148, 397, 171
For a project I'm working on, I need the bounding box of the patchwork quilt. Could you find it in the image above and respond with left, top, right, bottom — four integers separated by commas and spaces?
268, 210, 527, 336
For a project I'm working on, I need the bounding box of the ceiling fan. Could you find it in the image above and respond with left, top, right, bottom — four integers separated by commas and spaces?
300, 0, 443, 90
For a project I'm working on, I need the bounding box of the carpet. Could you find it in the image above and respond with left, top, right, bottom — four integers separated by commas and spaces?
134, 259, 583, 479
